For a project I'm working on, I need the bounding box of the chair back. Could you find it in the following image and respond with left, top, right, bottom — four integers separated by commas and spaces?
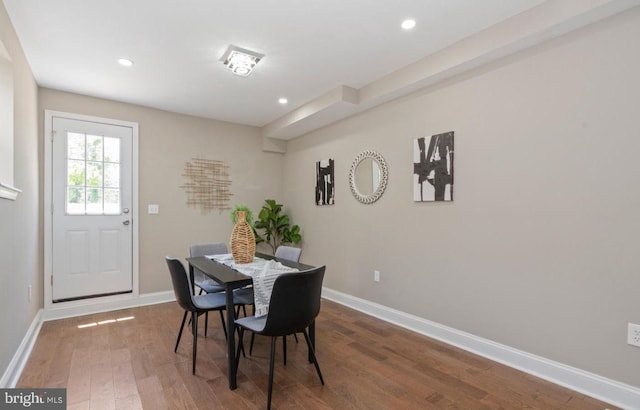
190, 242, 228, 258
166, 257, 198, 312
190, 243, 228, 281
274, 245, 302, 262
262, 265, 325, 336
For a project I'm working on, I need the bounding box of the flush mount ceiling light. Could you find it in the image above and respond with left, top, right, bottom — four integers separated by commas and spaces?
117, 58, 134, 67
221, 45, 264, 77
401, 19, 416, 30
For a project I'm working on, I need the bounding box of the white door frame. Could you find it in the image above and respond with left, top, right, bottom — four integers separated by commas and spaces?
44, 110, 139, 316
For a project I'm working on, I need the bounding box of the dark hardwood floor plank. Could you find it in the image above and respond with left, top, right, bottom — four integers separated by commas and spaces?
89, 360, 116, 410
114, 394, 144, 410
66, 348, 91, 405
136, 374, 170, 410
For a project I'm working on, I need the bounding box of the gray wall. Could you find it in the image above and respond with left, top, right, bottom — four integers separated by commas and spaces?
0, 4, 40, 379
38, 88, 284, 293
283, 8, 640, 388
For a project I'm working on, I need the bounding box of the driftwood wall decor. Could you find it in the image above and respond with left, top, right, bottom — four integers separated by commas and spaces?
181, 157, 232, 213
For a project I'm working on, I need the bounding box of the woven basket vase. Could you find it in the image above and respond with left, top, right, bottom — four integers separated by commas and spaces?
230, 210, 256, 264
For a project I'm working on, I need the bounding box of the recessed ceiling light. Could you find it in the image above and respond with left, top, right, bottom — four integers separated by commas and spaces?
118, 58, 134, 67
401, 19, 416, 30
221, 45, 264, 77
278, 97, 288, 105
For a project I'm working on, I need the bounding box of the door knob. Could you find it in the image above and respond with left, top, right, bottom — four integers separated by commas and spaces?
122, 220, 130, 225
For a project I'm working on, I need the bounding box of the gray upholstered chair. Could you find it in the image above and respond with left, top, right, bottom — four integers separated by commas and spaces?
274, 245, 302, 262
190, 242, 228, 294
189, 242, 228, 336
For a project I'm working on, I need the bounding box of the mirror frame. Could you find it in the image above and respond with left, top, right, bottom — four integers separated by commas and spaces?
348, 150, 389, 204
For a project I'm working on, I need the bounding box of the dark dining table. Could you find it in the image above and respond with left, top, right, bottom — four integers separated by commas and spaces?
186, 252, 315, 390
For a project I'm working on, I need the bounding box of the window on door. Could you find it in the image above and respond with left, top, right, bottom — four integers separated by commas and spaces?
66, 132, 121, 215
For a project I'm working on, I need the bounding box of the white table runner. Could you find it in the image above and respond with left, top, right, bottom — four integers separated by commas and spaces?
207, 253, 299, 317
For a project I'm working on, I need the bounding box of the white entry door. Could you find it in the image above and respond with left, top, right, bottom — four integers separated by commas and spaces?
51, 116, 133, 302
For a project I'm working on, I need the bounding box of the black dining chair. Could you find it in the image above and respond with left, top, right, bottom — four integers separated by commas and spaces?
237, 247, 302, 321
189, 243, 229, 337
249, 246, 303, 359
234, 265, 326, 410
166, 257, 228, 375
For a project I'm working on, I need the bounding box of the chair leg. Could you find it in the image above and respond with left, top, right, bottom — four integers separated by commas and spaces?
192, 311, 198, 375
249, 332, 256, 355
302, 330, 324, 385
294, 333, 299, 343
267, 336, 277, 410
235, 304, 249, 318
175, 311, 188, 353
204, 312, 209, 337
235, 327, 246, 358
188, 289, 204, 327
283, 336, 287, 366
219, 310, 228, 340
235, 327, 245, 370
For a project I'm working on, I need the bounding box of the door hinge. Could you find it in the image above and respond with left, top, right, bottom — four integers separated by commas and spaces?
50, 275, 53, 287
51, 130, 56, 142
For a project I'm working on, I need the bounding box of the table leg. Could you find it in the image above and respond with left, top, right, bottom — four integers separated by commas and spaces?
225, 286, 237, 390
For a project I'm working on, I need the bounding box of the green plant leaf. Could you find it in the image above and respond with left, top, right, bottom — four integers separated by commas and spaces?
230, 204, 254, 226
253, 199, 302, 252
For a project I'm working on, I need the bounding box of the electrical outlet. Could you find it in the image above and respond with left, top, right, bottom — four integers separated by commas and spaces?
373, 270, 380, 282
628, 323, 640, 347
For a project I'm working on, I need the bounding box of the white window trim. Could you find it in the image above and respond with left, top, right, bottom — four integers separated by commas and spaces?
0, 40, 17, 200
0, 181, 21, 200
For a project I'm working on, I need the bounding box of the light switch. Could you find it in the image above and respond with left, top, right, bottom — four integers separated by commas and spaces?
148, 204, 159, 214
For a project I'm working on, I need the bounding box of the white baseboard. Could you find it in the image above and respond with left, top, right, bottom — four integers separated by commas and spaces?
322, 287, 640, 410
0, 309, 43, 388
42, 291, 175, 321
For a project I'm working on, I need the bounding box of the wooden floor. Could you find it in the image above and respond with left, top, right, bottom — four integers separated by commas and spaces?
18, 300, 616, 409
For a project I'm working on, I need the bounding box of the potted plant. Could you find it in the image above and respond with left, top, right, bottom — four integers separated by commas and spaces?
230, 204, 254, 226
254, 199, 302, 253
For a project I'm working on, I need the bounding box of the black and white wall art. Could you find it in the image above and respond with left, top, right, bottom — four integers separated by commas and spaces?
316, 158, 335, 205
413, 131, 454, 202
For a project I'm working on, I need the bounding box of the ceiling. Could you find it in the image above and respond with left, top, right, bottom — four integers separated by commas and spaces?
4, 1, 630, 141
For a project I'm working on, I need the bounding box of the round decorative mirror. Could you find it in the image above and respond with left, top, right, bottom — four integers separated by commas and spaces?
349, 150, 389, 204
